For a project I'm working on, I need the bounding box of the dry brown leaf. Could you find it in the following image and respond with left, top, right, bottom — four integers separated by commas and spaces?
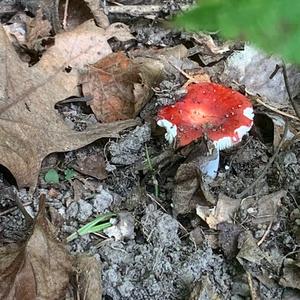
240, 190, 286, 225
38, 19, 112, 74
172, 162, 199, 215
82, 52, 163, 122
0, 25, 136, 188
0, 197, 73, 300
73, 153, 108, 180
279, 258, 300, 290
196, 194, 241, 229
73, 255, 103, 300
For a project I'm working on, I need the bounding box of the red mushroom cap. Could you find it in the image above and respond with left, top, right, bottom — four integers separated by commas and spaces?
157, 82, 254, 148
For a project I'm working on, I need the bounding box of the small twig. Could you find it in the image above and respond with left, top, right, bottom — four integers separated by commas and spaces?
254, 98, 300, 121
62, 0, 70, 30
0, 201, 32, 217
257, 220, 273, 246
147, 193, 167, 213
12, 195, 33, 224
237, 120, 289, 199
282, 64, 300, 120
146, 193, 189, 235
107, 0, 123, 5
247, 271, 260, 300
106, 4, 189, 16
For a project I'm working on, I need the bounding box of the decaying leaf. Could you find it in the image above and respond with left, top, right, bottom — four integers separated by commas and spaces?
192, 32, 232, 65
237, 231, 281, 289
0, 197, 72, 300
73, 255, 103, 300
240, 190, 286, 225
82, 52, 164, 122
196, 194, 241, 229
73, 153, 108, 180
172, 143, 218, 215
218, 222, 242, 259
222, 44, 300, 106
0, 25, 136, 188
263, 113, 295, 147
279, 258, 300, 290
189, 275, 224, 300
172, 162, 199, 215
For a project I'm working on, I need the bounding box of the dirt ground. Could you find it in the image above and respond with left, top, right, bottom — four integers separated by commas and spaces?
0, 1, 300, 299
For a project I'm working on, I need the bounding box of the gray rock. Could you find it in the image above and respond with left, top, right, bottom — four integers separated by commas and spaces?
109, 124, 151, 165
77, 199, 93, 222
66, 201, 78, 219
93, 186, 115, 213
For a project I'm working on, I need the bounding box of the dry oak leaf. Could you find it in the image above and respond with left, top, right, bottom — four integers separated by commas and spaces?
0, 197, 73, 300
0, 25, 136, 188
39, 19, 134, 74
82, 51, 164, 122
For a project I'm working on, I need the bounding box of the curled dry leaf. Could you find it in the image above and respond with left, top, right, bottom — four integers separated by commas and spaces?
196, 194, 241, 229
82, 52, 164, 122
172, 162, 199, 215
0, 25, 137, 188
0, 197, 72, 300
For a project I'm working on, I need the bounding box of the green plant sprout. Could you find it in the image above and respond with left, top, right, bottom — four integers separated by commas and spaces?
44, 168, 60, 184
175, 0, 300, 64
64, 168, 75, 181
66, 212, 116, 242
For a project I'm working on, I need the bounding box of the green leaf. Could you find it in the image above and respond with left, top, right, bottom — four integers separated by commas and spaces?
44, 168, 60, 184
64, 168, 75, 181
175, 0, 300, 64
66, 212, 116, 242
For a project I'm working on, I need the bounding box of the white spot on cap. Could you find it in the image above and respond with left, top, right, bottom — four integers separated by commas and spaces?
214, 136, 234, 150
236, 124, 253, 140
214, 123, 253, 150
157, 119, 177, 144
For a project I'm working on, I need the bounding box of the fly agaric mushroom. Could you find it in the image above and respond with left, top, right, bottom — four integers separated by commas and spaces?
157, 82, 254, 177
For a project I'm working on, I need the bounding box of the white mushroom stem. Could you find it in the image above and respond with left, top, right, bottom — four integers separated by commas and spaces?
199, 147, 220, 179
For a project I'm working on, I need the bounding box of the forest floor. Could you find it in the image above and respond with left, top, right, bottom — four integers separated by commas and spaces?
0, 1, 300, 299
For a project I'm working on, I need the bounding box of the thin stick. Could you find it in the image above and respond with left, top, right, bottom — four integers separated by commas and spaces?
106, 4, 189, 16
147, 193, 167, 213
254, 98, 300, 122
62, 0, 70, 30
0, 201, 32, 217
257, 220, 273, 246
237, 120, 289, 199
247, 271, 260, 300
12, 195, 33, 224
146, 193, 189, 235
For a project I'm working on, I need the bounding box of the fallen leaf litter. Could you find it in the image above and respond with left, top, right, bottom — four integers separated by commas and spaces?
0, 1, 300, 300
